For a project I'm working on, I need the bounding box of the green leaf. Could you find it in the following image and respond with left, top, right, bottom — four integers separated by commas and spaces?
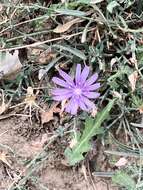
55, 9, 86, 16
112, 171, 136, 190
107, 1, 119, 13
65, 99, 115, 165
77, 0, 104, 4
53, 44, 86, 60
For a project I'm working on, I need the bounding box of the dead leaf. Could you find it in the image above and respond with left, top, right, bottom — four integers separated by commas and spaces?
128, 71, 138, 92
91, 107, 98, 117
0, 151, 11, 168
38, 69, 47, 80
69, 138, 77, 148
0, 102, 8, 115
129, 57, 137, 65
0, 3, 3, 11
138, 105, 143, 114
112, 91, 122, 99
30, 48, 42, 56
53, 18, 81, 33
115, 157, 127, 167
10, 86, 44, 124
26, 86, 34, 96
24, 87, 37, 107
61, 99, 67, 113
0, 50, 22, 80
81, 164, 88, 181
41, 103, 60, 124
0, 90, 11, 115
110, 58, 117, 70
37, 51, 56, 64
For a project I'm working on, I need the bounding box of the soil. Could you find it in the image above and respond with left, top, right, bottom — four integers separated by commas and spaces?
0, 117, 119, 190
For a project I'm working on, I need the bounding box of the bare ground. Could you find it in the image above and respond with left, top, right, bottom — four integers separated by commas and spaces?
0, 117, 119, 190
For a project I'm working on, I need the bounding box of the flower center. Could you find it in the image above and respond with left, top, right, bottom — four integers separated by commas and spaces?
74, 88, 82, 95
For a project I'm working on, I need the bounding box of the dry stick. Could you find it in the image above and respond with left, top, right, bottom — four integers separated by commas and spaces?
0, 28, 95, 52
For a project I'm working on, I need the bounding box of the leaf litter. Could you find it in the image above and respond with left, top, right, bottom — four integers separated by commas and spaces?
0, 50, 22, 80
128, 71, 138, 92
53, 18, 82, 33
41, 103, 60, 124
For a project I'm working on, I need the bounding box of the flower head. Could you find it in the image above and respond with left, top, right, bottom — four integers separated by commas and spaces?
51, 64, 100, 115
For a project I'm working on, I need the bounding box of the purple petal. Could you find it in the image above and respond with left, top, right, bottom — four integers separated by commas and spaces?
52, 77, 69, 88
80, 65, 90, 84
53, 93, 72, 101
85, 73, 98, 86
78, 98, 88, 111
83, 92, 100, 99
59, 70, 74, 86
84, 83, 100, 91
75, 64, 81, 83
81, 96, 95, 109
51, 88, 72, 96
65, 98, 78, 115
65, 99, 72, 113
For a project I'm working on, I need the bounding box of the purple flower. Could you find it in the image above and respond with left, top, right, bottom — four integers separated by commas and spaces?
51, 64, 100, 115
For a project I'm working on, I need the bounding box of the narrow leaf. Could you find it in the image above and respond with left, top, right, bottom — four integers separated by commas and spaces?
55, 9, 86, 16
107, 1, 119, 13
65, 99, 115, 165
53, 18, 82, 33
77, 0, 104, 4
53, 44, 86, 60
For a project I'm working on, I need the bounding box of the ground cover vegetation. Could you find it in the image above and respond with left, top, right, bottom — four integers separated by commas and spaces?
0, 0, 143, 189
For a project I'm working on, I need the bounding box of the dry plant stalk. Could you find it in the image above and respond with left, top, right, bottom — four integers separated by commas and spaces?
10, 87, 44, 123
